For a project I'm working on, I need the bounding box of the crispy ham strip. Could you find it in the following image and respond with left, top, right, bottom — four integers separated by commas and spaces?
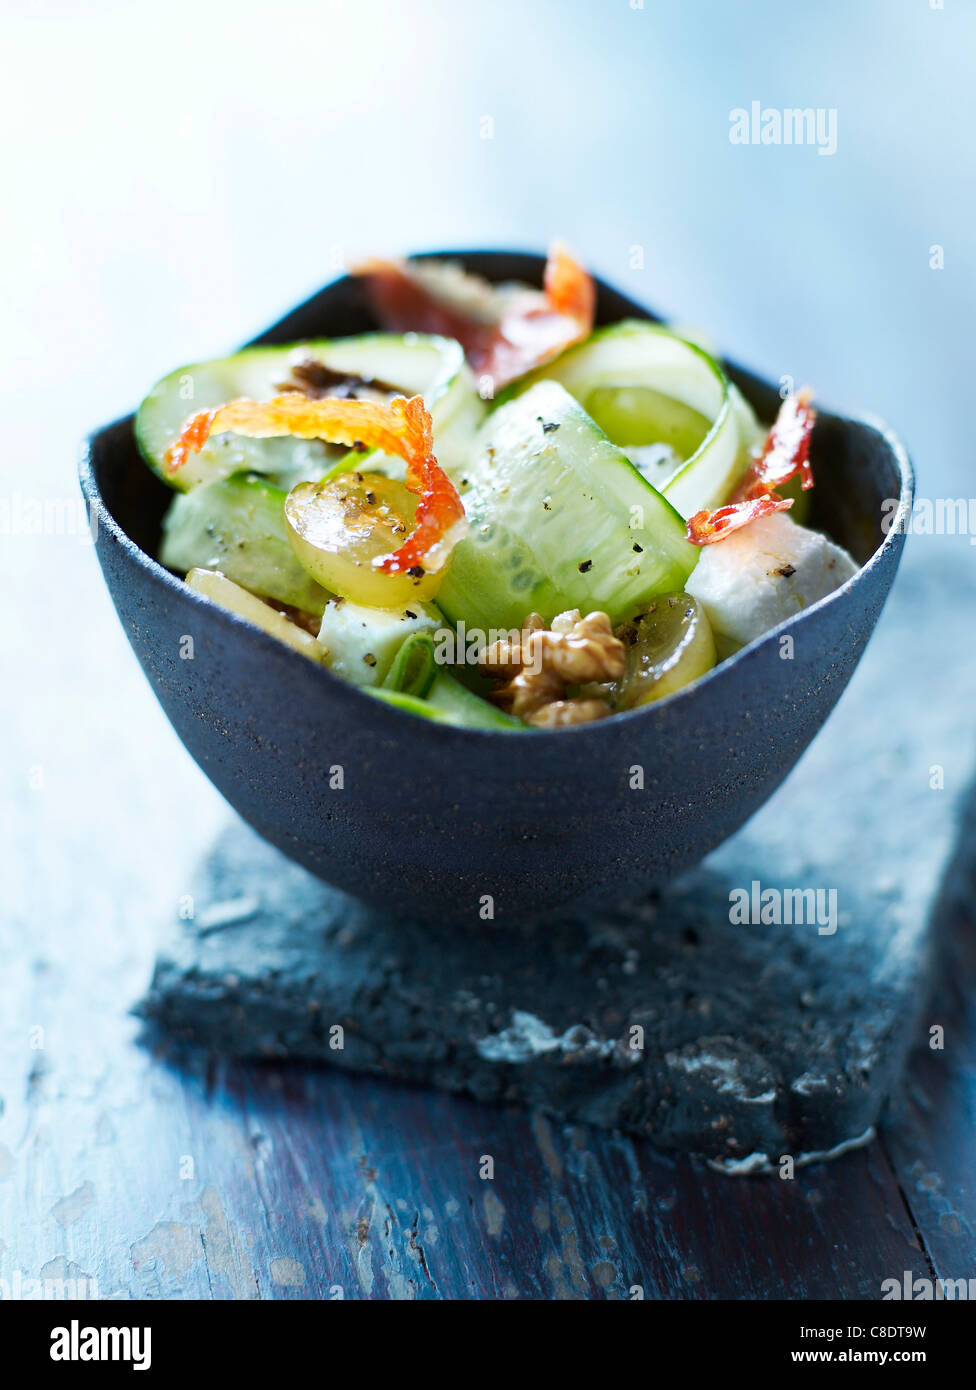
736, 387, 816, 500
165, 394, 466, 575
687, 389, 816, 546
685, 493, 794, 544
355, 241, 596, 389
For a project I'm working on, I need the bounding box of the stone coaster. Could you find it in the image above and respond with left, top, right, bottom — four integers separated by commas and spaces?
139, 547, 976, 1166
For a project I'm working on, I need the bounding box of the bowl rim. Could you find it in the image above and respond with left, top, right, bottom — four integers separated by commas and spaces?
78, 254, 915, 743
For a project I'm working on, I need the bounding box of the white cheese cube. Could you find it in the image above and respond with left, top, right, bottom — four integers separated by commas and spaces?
685, 512, 857, 647
318, 598, 440, 687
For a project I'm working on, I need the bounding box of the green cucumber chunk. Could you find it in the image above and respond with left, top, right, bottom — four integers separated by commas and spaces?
437, 381, 697, 632
160, 474, 331, 614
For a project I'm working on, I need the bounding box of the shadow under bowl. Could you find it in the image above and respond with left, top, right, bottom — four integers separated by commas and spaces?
80, 252, 914, 924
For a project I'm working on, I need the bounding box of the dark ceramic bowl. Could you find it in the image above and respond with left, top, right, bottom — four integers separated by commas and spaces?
80, 252, 913, 924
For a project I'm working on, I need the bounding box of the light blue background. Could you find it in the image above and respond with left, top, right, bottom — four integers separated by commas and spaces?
3, 0, 972, 496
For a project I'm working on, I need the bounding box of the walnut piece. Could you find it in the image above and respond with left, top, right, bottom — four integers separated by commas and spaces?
478, 609, 625, 727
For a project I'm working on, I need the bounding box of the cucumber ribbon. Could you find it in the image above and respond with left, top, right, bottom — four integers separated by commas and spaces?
510, 321, 765, 521
135, 334, 479, 492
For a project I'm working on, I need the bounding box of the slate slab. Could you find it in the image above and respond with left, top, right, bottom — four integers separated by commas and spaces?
139, 546, 976, 1167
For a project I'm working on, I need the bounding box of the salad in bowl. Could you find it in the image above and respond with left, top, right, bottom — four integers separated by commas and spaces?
135, 244, 857, 732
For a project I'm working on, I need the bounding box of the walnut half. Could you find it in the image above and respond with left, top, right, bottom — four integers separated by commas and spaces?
478, 610, 625, 727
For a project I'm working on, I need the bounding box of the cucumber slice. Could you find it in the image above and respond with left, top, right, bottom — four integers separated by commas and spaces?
506, 322, 752, 518
316, 597, 441, 688
185, 569, 325, 662
369, 670, 523, 730
160, 474, 330, 615
136, 334, 482, 492
436, 381, 697, 632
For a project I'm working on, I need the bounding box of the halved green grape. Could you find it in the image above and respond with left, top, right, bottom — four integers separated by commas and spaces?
185, 568, 326, 662
612, 593, 716, 709
285, 472, 447, 607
